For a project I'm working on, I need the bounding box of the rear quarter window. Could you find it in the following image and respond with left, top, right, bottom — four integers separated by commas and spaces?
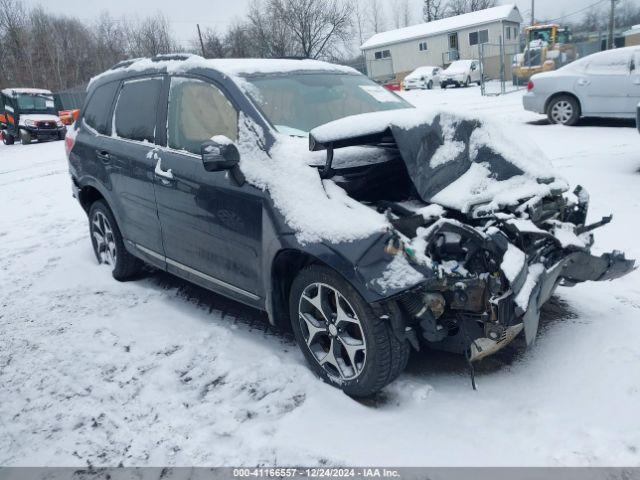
113, 77, 163, 143
83, 82, 119, 135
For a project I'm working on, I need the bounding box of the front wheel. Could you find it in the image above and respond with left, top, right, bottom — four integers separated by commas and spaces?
19, 130, 31, 145
464, 76, 470, 87
289, 265, 410, 397
547, 95, 580, 126
89, 200, 144, 281
427, 80, 433, 90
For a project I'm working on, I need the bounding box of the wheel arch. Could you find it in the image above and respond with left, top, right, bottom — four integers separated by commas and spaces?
267, 247, 365, 330
78, 184, 105, 213
544, 92, 582, 116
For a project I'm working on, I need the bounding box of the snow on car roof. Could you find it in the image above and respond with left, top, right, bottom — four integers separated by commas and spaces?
361, 4, 521, 50
89, 55, 359, 88
1, 88, 53, 96
408, 66, 439, 75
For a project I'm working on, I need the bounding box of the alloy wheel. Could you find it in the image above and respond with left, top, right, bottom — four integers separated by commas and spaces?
91, 211, 117, 268
298, 282, 367, 381
551, 100, 574, 124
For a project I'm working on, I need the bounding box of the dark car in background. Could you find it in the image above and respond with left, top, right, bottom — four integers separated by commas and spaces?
66, 54, 634, 397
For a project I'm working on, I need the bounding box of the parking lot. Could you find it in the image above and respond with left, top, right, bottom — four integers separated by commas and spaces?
1, 86, 639, 466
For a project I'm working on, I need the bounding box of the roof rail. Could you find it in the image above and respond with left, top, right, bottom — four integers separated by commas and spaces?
151, 53, 199, 62
109, 58, 144, 71
272, 56, 308, 60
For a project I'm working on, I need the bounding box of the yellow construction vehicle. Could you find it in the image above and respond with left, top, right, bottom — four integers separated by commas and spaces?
512, 24, 577, 85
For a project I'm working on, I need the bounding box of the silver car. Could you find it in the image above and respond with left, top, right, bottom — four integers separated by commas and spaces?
523, 46, 640, 125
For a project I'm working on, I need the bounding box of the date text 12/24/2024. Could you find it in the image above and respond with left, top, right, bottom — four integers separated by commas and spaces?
233, 468, 401, 478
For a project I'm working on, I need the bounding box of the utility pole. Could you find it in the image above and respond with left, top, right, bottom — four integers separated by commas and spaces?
531, 0, 535, 26
197, 24, 206, 57
608, 0, 616, 49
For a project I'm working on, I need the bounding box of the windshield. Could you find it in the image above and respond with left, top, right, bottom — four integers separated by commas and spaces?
15, 93, 56, 114
445, 61, 471, 72
243, 72, 412, 136
528, 28, 553, 44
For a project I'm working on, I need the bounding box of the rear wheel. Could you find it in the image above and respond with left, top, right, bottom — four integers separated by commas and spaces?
289, 265, 410, 397
19, 130, 31, 145
89, 200, 144, 281
547, 95, 580, 126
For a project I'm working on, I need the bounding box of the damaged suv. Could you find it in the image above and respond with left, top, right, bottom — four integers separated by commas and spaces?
67, 55, 635, 397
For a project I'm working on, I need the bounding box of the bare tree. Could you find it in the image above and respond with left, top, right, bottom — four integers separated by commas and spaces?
247, 0, 297, 57
195, 28, 226, 57
224, 21, 256, 58
445, 0, 496, 16
391, 0, 402, 28
423, 0, 445, 22
125, 13, 176, 58
272, 0, 352, 59
352, 0, 367, 46
93, 12, 128, 71
367, 0, 385, 34
400, 0, 412, 27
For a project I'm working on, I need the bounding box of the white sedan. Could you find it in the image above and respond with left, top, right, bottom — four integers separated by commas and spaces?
523, 46, 640, 125
403, 66, 442, 90
440, 60, 482, 88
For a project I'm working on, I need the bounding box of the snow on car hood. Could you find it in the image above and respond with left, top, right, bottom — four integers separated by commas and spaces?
310, 109, 567, 214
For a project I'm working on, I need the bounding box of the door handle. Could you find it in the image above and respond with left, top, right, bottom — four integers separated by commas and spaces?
96, 150, 110, 163
154, 158, 174, 181
577, 79, 590, 86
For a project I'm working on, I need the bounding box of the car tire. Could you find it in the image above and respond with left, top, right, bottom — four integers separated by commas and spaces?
2, 133, 14, 145
440, 83, 446, 89
88, 200, 144, 281
547, 95, 580, 126
427, 80, 433, 90
289, 265, 410, 397
464, 76, 470, 87
19, 130, 31, 145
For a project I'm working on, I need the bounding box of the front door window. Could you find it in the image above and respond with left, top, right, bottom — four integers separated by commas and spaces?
167, 78, 238, 155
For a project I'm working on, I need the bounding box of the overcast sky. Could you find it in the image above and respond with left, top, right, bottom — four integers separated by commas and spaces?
20, 0, 630, 49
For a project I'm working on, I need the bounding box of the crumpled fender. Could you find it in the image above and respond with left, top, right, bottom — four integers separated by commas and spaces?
561, 250, 636, 283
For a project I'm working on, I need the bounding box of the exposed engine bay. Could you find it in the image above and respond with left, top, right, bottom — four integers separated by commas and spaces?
308, 113, 636, 369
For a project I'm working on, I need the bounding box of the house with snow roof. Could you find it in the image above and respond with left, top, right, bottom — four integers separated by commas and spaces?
360, 4, 523, 83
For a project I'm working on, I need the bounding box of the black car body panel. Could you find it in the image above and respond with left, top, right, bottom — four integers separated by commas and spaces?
68, 55, 635, 367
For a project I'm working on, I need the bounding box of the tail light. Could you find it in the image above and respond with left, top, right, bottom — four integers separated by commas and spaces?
64, 128, 76, 158
527, 80, 534, 91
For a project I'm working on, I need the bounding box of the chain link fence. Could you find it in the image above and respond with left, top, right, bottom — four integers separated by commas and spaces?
478, 39, 522, 96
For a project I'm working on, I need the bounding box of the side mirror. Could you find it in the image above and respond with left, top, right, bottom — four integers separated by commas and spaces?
201, 136, 240, 172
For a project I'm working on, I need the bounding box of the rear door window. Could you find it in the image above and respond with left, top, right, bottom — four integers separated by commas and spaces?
83, 82, 119, 135
113, 77, 163, 143
167, 77, 238, 155
585, 50, 632, 75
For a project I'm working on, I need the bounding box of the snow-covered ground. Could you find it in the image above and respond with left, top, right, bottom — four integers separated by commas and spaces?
1, 87, 640, 467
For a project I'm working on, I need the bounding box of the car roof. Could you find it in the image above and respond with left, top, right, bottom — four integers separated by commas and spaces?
88, 54, 360, 90
1, 88, 53, 96
410, 66, 439, 72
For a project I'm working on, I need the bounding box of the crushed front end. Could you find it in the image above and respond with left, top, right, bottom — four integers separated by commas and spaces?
308, 111, 635, 363
369, 186, 635, 361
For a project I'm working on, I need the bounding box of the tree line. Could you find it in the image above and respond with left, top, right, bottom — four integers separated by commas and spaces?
3, 0, 640, 92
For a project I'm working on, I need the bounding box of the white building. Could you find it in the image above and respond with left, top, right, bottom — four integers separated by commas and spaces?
360, 4, 523, 82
